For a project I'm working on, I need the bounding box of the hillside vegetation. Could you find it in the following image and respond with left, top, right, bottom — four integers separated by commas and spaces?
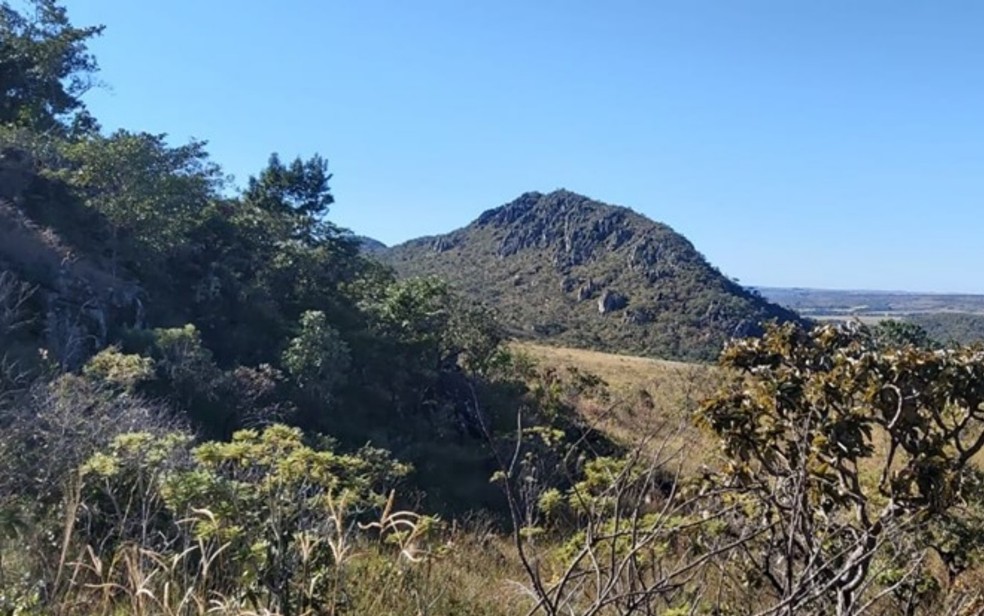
383, 190, 799, 361
907, 312, 984, 345
760, 287, 984, 345
6, 3, 984, 615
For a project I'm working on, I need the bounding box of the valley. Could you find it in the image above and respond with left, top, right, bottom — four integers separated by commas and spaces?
759, 286, 984, 344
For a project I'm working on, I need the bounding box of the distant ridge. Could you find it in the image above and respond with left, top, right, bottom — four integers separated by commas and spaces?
758, 286, 984, 315
379, 190, 799, 361
353, 235, 387, 254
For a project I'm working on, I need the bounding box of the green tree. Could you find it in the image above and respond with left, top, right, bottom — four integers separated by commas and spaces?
365, 277, 502, 373
282, 309, 351, 402
244, 153, 337, 244
872, 319, 935, 350
699, 322, 984, 615
0, 0, 102, 132
60, 131, 221, 256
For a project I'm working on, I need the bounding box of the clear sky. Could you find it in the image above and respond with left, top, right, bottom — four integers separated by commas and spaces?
65, 1, 984, 293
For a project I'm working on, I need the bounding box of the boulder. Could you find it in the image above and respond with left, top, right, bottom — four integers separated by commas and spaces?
598, 289, 628, 314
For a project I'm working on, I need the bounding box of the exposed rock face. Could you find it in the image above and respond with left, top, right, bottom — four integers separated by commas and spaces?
42, 275, 145, 369
0, 199, 145, 369
381, 189, 801, 361
598, 289, 628, 314
432, 235, 458, 253
481, 192, 652, 268
576, 279, 598, 302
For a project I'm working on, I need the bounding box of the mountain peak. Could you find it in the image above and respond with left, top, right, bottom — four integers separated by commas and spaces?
475, 189, 604, 227
381, 192, 798, 361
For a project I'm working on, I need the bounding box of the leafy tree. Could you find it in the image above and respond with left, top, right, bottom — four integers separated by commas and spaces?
0, 0, 102, 132
353, 277, 505, 426
365, 277, 502, 372
872, 319, 935, 350
699, 322, 984, 615
244, 152, 338, 244
282, 309, 351, 402
81, 347, 154, 392
59, 131, 221, 254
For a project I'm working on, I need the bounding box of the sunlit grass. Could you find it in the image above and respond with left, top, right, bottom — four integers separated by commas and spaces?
512, 341, 724, 474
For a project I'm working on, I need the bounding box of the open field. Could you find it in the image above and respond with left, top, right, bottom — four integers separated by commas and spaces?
515, 339, 984, 473
512, 341, 699, 391
513, 341, 723, 471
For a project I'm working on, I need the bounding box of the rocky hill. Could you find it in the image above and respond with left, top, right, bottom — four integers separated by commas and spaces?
354, 235, 387, 254
381, 190, 799, 361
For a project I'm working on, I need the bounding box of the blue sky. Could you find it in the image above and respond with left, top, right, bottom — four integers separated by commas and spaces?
66, 1, 984, 293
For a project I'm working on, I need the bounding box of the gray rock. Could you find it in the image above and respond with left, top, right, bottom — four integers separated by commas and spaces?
598, 289, 628, 314
432, 236, 457, 252
576, 279, 598, 302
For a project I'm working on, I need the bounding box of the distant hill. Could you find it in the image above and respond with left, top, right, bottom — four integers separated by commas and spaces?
757, 286, 984, 345
380, 190, 799, 361
756, 287, 984, 317
907, 313, 984, 346
353, 235, 387, 253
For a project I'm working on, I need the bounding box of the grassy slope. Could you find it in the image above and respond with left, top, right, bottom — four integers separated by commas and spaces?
514, 341, 723, 473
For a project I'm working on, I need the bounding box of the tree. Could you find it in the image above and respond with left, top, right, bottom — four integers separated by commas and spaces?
60, 130, 222, 273
0, 0, 102, 132
698, 322, 984, 615
509, 438, 746, 616
871, 319, 935, 350
282, 309, 351, 403
244, 153, 336, 244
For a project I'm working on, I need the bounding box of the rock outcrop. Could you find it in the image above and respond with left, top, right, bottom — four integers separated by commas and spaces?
597, 289, 628, 314
380, 190, 801, 361
0, 149, 146, 369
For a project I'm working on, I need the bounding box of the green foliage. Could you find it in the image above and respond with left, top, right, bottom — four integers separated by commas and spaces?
74, 424, 419, 614
57, 130, 222, 265
245, 153, 333, 216
363, 276, 503, 374
81, 347, 153, 391
244, 152, 336, 244
282, 309, 351, 400
145, 324, 216, 384
699, 321, 984, 613
872, 318, 935, 349
182, 424, 409, 512
0, 0, 102, 132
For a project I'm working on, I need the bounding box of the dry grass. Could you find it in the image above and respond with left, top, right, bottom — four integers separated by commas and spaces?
9, 501, 528, 616
515, 341, 984, 479
512, 342, 695, 391
512, 342, 725, 473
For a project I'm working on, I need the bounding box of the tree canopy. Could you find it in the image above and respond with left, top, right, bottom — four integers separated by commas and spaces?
0, 0, 102, 132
